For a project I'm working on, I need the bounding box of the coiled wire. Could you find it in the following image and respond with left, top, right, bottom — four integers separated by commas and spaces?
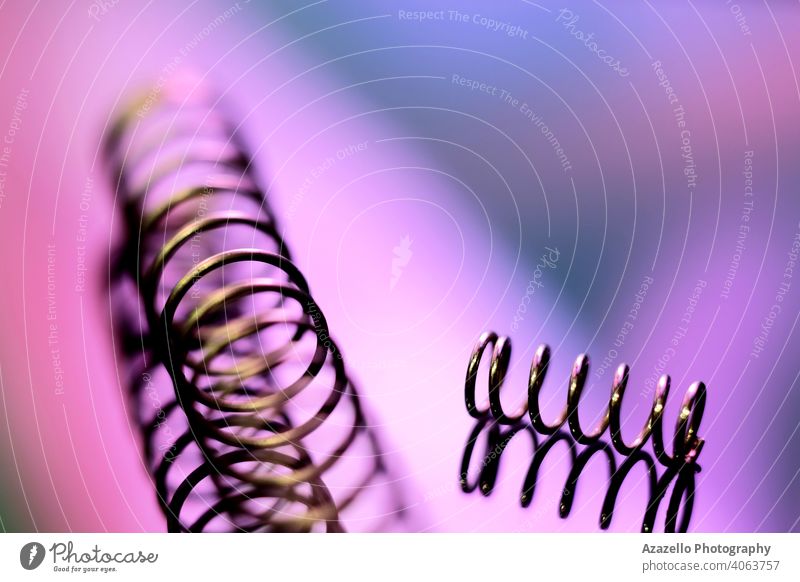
106, 78, 407, 532
459, 417, 699, 532
465, 331, 707, 465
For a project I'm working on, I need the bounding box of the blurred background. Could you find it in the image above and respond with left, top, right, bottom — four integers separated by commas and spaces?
0, 0, 798, 532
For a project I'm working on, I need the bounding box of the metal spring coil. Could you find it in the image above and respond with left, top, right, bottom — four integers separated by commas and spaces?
105, 80, 405, 532
459, 417, 699, 532
465, 332, 707, 465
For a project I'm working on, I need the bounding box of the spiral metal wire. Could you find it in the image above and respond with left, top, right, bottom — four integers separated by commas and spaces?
459, 417, 699, 532
106, 79, 407, 532
461, 331, 706, 531
465, 331, 707, 465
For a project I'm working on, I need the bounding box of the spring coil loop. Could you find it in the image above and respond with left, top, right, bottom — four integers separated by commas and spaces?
459, 417, 700, 532
465, 331, 706, 465
106, 79, 405, 532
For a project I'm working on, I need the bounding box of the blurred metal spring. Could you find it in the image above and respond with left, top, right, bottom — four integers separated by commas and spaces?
465, 331, 707, 465
106, 78, 407, 532
459, 417, 700, 532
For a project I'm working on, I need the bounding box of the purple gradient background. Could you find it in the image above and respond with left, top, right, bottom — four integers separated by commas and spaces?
0, 0, 798, 532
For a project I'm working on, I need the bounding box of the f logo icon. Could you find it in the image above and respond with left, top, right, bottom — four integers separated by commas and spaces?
20, 542, 45, 570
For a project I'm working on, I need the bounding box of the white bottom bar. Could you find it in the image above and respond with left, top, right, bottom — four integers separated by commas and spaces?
1, 533, 798, 581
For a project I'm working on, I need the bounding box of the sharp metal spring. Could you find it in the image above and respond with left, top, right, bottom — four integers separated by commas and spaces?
459, 416, 700, 532
465, 331, 707, 465
106, 78, 408, 532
